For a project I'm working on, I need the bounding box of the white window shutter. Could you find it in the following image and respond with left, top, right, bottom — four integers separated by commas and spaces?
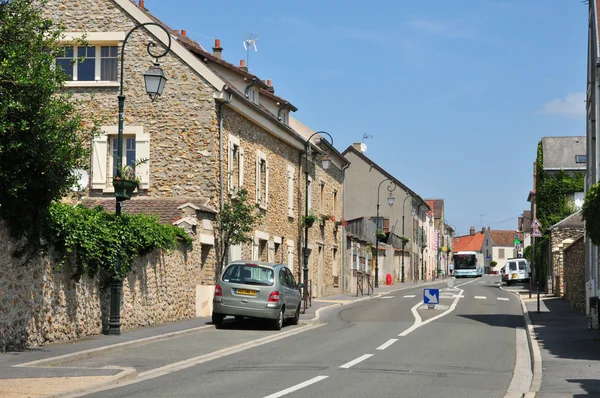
92, 134, 107, 189
239, 148, 245, 187
228, 141, 233, 190
255, 155, 260, 204
265, 160, 269, 207
136, 130, 150, 189
287, 167, 294, 217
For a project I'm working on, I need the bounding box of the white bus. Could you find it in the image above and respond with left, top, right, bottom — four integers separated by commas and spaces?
453, 251, 484, 278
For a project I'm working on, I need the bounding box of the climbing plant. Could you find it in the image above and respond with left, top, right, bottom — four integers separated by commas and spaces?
582, 182, 600, 246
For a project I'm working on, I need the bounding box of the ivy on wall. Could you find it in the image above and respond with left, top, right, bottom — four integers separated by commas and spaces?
534, 141, 584, 284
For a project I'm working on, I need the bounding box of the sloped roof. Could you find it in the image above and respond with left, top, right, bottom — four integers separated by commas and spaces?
541, 136, 586, 171
490, 230, 519, 247
342, 146, 430, 212
549, 211, 584, 230
452, 232, 484, 252
82, 197, 216, 225
425, 200, 435, 217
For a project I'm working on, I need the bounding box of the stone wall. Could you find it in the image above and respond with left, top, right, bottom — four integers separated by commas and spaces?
550, 228, 583, 296
563, 236, 586, 314
0, 222, 213, 351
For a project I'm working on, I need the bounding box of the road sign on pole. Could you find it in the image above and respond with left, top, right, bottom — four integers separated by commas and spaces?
531, 226, 542, 238
532, 218, 541, 228
424, 288, 439, 305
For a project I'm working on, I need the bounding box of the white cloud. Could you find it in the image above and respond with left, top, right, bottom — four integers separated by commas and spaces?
542, 92, 586, 117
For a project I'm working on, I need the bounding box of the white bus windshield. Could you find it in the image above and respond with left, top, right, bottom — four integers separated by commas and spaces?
454, 255, 477, 269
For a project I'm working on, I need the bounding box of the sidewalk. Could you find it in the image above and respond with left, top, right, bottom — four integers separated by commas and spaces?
509, 287, 600, 397
0, 279, 439, 398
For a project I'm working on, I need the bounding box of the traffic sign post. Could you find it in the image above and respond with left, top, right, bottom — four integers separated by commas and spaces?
424, 288, 439, 309
530, 218, 543, 312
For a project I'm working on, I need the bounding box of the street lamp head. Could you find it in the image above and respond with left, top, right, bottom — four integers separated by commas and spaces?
387, 192, 395, 207
321, 153, 331, 170
144, 62, 167, 102
411, 203, 418, 216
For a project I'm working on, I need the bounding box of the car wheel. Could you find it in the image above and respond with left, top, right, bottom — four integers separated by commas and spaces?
273, 307, 284, 330
234, 316, 244, 321
212, 313, 224, 329
289, 304, 300, 326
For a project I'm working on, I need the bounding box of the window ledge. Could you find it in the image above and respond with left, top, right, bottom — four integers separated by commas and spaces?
258, 204, 268, 211
65, 81, 120, 88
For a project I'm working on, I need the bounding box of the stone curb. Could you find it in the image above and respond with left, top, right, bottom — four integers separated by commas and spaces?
499, 285, 542, 397
42, 367, 138, 398
16, 325, 214, 368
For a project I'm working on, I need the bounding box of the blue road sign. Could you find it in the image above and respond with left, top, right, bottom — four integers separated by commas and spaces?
424, 288, 439, 305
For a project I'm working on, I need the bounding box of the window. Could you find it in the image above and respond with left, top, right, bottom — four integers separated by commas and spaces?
56, 45, 119, 82
228, 135, 244, 191
92, 126, 149, 191
332, 248, 338, 277
319, 182, 325, 213
499, 249, 505, 259
256, 151, 268, 209
333, 190, 338, 216
576, 155, 587, 163
287, 165, 295, 217
247, 87, 259, 104
280, 110, 289, 125
110, 136, 136, 182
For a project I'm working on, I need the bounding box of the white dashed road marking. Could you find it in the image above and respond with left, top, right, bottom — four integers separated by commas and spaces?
340, 354, 373, 369
263, 376, 329, 398
474, 296, 486, 300
497, 297, 509, 301
380, 296, 394, 299
403, 295, 416, 298
376, 339, 398, 350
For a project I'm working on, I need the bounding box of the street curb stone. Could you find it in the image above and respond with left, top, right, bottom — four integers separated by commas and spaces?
43, 367, 138, 398
499, 285, 542, 398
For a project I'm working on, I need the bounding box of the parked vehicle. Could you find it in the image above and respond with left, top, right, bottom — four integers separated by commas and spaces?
212, 261, 303, 330
504, 258, 530, 285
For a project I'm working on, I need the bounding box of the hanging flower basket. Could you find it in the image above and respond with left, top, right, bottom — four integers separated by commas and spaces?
113, 179, 138, 200
302, 211, 319, 228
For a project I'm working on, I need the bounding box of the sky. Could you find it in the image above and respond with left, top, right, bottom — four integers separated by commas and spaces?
145, 0, 587, 237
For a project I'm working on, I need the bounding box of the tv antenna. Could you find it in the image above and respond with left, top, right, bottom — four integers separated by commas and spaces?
362, 133, 373, 143
360, 133, 372, 152
243, 33, 258, 66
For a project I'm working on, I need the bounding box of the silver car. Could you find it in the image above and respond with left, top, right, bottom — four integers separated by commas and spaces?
212, 261, 303, 330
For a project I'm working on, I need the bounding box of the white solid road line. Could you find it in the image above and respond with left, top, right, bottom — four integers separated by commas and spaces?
474, 296, 487, 300
263, 376, 329, 398
376, 339, 398, 350
498, 297, 510, 301
340, 354, 374, 369
403, 294, 416, 298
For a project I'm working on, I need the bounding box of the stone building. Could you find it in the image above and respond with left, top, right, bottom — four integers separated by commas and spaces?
0, 0, 346, 349
564, 236, 586, 313
548, 211, 584, 297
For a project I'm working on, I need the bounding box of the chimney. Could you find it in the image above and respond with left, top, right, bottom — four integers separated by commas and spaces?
481, 227, 485, 234
181, 30, 187, 37
353, 143, 362, 151
261, 80, 266, 84
212, 39, 223, 59
139, 0, 144, 8
266, 79, 274, 93
239, 59, 248, 71
174, 30, 179, 34
470, 226, 475, 235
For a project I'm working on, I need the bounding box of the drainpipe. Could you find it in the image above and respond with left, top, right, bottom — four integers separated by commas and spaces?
595, 64, 600, 300
218, 86, 232, 210
341, 162, 350, 292
244, 78, 258, 98
297, 150, 304, 284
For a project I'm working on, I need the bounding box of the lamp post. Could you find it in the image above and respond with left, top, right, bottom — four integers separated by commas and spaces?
401, 195, 417, 283
375, 179, 396, 288
108, 23, 171, 336
302, 131, 333, 311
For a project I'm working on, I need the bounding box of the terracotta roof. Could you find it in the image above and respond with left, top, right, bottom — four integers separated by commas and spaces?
425, 200, 435, 217
489, 230, 519, 247
452, 232, 484, 252
342, 146, 430, 212
82, 197, 216, 225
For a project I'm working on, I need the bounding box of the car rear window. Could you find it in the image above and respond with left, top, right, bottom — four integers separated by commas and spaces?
222, 263, 274, 286
518, 261, 527, 270
509, 262, 517, 271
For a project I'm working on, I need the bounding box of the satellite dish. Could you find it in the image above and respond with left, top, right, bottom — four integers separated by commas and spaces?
71, 169, 89, 192
360, 143, 367, 153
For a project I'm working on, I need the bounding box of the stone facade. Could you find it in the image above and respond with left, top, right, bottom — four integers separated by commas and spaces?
563, 236, 586, 314
0, 222, 213, 350
549, 228, 584, 296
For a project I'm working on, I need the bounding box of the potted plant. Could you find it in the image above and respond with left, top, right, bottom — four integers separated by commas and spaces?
376, 229, 387, 242
113, 158, 148, 200
335, 218, 348, 227
301, 210, 319, 228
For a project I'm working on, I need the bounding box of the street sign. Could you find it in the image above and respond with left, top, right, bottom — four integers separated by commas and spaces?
424, 288, 439, 305
513, 239, 520, 245
532, 218, 541, 228
531, 226, 542, 237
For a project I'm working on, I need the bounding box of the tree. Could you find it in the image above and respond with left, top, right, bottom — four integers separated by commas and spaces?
0, 0, 94, 255
214, 188, 262, 278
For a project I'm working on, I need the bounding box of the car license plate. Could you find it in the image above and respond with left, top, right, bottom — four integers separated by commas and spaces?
512, 274, 517, 279
236, 289, 257, 296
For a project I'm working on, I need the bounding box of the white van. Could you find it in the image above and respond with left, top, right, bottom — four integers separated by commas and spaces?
504, 258, 530, 285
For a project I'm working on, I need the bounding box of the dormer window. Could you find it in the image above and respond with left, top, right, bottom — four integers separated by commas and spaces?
247, 87, 259, 104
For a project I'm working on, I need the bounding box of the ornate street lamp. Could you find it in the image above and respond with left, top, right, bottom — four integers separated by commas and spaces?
302, 131, 333, 311
375, 179, 396, 288
401, 194, 416, 283
108, 23, 171, 336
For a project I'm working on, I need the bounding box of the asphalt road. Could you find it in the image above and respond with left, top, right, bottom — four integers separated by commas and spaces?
64, 275, 525, 398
